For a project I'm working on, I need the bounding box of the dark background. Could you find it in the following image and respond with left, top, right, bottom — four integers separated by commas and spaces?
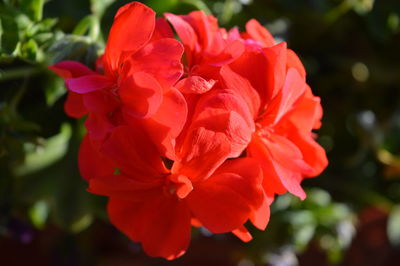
1, 0, 400, 265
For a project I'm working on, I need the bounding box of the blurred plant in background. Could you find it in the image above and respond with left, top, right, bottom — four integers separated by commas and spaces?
1, 0, 400, 265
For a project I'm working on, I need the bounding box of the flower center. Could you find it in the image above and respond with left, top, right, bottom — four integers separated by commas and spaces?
256, 123, 274, 138
163, 174, 193, 199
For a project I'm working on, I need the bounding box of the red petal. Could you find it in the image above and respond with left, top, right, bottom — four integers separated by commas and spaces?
253, 133, 310, 199
82, 90, 118, 114
65, 74, 114, 94
88, 174, 163, 201
175, 76, 216, 94
229, 42, 287, 109
64, 92, 87, 118
266, 68, 307, 126
250, 190, 272, 230
104, 2, 155, 72
168, 174, 193, 199
139, 87, 187, 159
287, 49, 306, 79
173, 91, 254, 181
107, 196, 191, 260
205, 40, 245, 67
78, 134, 115, 181
84, 113, 114, 140
247, 136, 287, 195
101, 126, 167, 178
151, 18, 174, 41
165, 13, 198, 54
172, 126, 231, 182
185, 11, 214, 50
284, 85, 323, 133
119, 72, 163, 118
232, 226, 253, 242
126, 38, 184, 88
289, 130, 328, 177
186, 158, 263, 233
245, 19, 275, 47
220, 65, 261, 118
49, 60, 96, 78
262, 42, 288, 99
265, 134, 312, 174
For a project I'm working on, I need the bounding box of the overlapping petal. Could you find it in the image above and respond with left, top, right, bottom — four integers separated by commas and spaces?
104, 1, 156, 72
186, 158, 263, 233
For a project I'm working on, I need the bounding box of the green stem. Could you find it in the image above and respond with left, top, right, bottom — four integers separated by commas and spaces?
0, 66, 41, 82
325, 0, 352, 24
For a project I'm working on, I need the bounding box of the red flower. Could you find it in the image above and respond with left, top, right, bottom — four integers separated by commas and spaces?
218, 20, 328, 199
85, 125, 265, 259
165, 11, 245, 94
49, 2, 186, 158
49, 1, 328, 260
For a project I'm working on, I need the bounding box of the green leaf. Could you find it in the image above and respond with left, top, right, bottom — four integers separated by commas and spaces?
181, 0, 211, 14
0, 18, 3, 48
91, 0, 114, 18
73, 15, 100, 41
18, 0, 45, 21
70, 214, 93, 233
349, 0, 375, 15
29, 200, 49, 229
146, 0, 178, 13
388, 205, 400, 246
47, 35, 101, 66
13, 123, 72, 176
44, 75, 66, 106
305, 188, 332, 207
294, 224, 316, 251
20, 39, 40, 62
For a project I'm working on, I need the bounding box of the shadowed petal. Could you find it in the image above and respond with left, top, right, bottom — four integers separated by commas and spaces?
107, 196, 191, 260
64, 92, 87, 118
186, 158, 263, 233
78, 134, 115, 181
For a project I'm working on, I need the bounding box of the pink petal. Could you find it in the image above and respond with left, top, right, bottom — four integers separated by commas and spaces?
65, 74, 114, 94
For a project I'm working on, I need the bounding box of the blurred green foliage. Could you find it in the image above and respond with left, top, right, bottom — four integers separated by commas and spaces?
1, 0, 400, 265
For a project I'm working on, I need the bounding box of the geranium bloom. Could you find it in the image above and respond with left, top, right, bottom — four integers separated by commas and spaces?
49, 2, 186, 158
219, 20, 328, 199
165, 11, 245, 94
165, 12, 327, 199
49, 1, 327, 261
83, 121, 265, 259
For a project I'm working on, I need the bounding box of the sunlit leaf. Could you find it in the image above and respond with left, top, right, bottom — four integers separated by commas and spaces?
91, 0, 114, 18
28, 200, 49, 229
18, 0, 45, 21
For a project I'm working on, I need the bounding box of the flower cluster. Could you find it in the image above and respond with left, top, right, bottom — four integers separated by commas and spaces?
50, 2, 327, 260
